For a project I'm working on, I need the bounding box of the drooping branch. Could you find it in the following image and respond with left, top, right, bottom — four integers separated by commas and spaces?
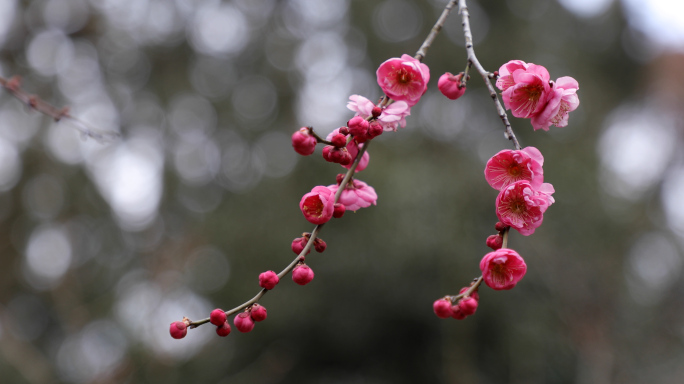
0, 75, 119, 142
458, 0, 521, 150
415, 0, 459, 62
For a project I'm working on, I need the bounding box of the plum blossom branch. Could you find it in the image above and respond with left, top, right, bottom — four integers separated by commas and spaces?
457, 0, 521, 150
188, 142, 371, 329
0, 76, 119, 142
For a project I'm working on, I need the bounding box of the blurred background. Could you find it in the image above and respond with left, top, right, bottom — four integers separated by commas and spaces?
0, 0, 682, 383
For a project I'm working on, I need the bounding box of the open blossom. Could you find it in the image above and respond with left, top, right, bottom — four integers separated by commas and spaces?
495, 60, 528, 91
300, 186, 335, 225
498, 61, 552, 119
531, 76, 580, 131
495, 180, 554, 236
377, 101, 410, 131
347, 95, 410, 131
480, 248, 527, 290
347, 95, 376, 117
376, 54, 430, 107
327, 128, 369, 171
327, 179, 377, 211
485, 147, 544, 190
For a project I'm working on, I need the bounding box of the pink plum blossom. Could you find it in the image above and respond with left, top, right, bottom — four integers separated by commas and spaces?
531, 76, 580, 131
479, 248, 527, 290
347, 95, 376, 117
437, 72, 466, 100
300, 186, 335, 225
347, 95, 411, 132
327, 179, 377, 211
327, 128, 369, 171
495, 180, 554, 236
376, 54, 430, 107
499, 63, 552, 119
484, 146, 544, 190
495, 60, 529, 91
377, 101, 410, 131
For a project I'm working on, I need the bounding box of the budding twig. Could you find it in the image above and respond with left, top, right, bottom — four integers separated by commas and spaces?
0, 75, 119, 143
188, 142, 371, 329
458, 0, 521, 150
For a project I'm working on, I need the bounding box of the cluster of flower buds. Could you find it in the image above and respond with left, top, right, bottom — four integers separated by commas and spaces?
486, 221, 508, 250
433, 287, 480, 320
291, 233, 327, 255
323, 126, 353, 166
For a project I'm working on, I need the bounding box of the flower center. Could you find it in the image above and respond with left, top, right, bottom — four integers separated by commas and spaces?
525, 84, 543, 101
303, 196, 324, 217
397, 68, 412, 84
508, 163, 522, 177
510, 198, 526, 214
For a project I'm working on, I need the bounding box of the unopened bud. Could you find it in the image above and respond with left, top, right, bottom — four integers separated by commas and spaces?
486, 234, 503, 250
314, 238, 327, 253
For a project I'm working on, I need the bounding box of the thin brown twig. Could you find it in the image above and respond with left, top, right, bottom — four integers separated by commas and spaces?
458, 0, 521, 150
0, 75, 120, 143
414, 0, 460, 62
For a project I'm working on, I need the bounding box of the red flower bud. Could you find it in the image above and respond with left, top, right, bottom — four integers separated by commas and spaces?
210, 308, 227, 326
250, 304, 267, 322
331, 133, 347, 148
169, 321, 187, 339
458, 297, 478, 316
433, 298, 453, 319
367, 122, 383, 139
292, 127, 317, 156
292, 264, 314, 285
333, 203, 345, 218
451, 306, 467, 320
259, 270, 280, 290
486, 234, 503, 250
314, 238, 327, 253
216, 321, 231, 337
234, 312, 255, 333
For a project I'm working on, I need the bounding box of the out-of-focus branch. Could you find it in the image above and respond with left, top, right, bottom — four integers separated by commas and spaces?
0, 75, 120, 142
415, 0, 459, 62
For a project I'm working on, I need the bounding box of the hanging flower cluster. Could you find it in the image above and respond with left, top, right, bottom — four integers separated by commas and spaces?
433, 58, 578, 321
496, 60, 580, 131
170, 0, 581, 338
